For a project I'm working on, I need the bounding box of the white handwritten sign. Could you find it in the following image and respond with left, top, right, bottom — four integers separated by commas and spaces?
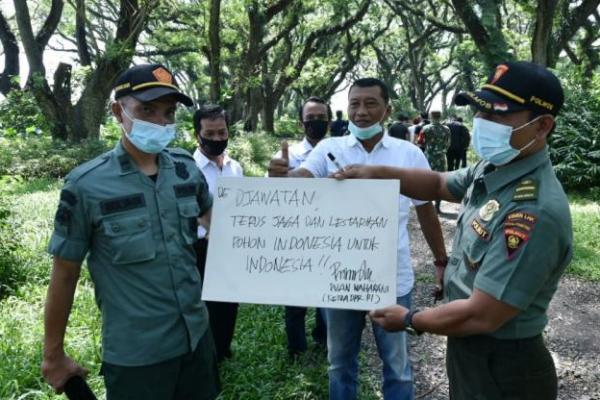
202, 177, 399, 310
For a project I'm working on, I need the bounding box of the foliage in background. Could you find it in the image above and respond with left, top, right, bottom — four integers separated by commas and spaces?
0, 184, 24, 299
0, 137, 112, 179
567, 191, 600, 282
550, 70, 600, 190
0, 89, 51, 138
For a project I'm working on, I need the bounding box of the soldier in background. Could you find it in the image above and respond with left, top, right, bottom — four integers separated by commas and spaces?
422, 110, 450, 212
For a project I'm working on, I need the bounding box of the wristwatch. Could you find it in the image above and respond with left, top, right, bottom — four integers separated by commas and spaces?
403, 309, 424, 336
434, 259, 448, 268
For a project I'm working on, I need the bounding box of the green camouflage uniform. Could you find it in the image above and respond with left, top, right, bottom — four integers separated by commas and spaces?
423, 122, 450, 171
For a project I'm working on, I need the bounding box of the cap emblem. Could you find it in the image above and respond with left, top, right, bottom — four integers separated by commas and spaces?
153, 67, 173, 84
491, 64, 509, 84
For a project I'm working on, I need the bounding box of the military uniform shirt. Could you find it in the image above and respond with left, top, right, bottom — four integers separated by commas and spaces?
423, 122, 451, 172
48, 141, 213, 366
445, 147, 572, 339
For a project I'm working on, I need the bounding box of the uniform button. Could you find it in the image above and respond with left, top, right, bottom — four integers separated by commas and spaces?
111, 223, 121, 232
167, 233, 175, 241
138, 220, 146, 228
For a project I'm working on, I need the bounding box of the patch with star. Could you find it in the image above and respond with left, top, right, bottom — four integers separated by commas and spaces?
503, 211, 537, 259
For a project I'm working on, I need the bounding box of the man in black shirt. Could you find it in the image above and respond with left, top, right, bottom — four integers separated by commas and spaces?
446, 116, 470, 170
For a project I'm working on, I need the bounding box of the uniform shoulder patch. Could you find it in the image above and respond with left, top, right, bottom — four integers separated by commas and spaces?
166, 147, 195, 161
174, 161, 190, 180
503, 210, 537, 259
512, 179, 538, 202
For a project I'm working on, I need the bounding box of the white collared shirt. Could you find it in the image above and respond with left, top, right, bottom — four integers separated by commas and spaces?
193, 148, 244, 238
300, 133, 431, 296
275, 137, 314, 169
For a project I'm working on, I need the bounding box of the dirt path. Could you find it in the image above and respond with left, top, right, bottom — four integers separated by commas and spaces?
362, 202, 600, 400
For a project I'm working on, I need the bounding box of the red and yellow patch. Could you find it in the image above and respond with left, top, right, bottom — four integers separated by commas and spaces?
152, 67, 173, 84
503, 211, 537, 259
491, 64, 509, 84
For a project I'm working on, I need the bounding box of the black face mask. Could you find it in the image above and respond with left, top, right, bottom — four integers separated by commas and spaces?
303, 120, 328, 140
199, 136, 228, 156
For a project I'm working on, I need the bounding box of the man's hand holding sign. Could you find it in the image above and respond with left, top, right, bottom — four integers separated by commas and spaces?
201, 177, 400, 310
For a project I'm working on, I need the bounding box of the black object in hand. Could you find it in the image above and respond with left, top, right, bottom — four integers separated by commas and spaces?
64, 376, 97, 400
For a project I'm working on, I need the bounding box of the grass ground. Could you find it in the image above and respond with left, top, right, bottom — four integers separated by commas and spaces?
0, 177, 598, 398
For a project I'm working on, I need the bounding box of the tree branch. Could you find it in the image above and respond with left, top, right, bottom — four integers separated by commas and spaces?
384, 0, 466, 33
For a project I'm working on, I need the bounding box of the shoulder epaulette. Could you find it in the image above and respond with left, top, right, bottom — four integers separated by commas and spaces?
66, 151, 112, 182
512, 178, 538, 202
166, 147, 194, 161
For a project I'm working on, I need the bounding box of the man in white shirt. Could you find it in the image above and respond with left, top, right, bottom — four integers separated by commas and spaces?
273, 96, 331, 358
193, 104, 243, 363
268, 79, 448, 400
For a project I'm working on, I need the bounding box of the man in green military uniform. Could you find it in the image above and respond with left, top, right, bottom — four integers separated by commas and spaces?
41, 64, 219, 400
334, 61, 571, 399
422, 110, 450, 212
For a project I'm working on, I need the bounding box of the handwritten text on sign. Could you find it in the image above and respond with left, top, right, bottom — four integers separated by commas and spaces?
202, 177, 400, 310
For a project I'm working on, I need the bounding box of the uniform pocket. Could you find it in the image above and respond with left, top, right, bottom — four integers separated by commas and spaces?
102, 215, 155, 264
462, 237, 488, 271
177, 201, 200, 245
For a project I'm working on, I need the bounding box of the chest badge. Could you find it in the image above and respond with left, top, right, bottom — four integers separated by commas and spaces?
479, 199, 500, 222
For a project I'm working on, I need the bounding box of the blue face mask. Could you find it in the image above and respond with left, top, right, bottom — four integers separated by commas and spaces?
348, 119, 384, 140
472, 117, 540, 166
120, 106, 176, 154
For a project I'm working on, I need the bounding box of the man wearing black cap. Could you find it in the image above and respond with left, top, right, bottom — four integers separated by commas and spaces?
333, 61, 572, 399
42, 64, 220, 399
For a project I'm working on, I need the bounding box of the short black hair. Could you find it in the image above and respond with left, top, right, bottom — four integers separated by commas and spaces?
298, 96, 333, 122
456, 117, 463, 123
349, 78, 390, 104
336, 110, 343, 118
193, 104, 227, 133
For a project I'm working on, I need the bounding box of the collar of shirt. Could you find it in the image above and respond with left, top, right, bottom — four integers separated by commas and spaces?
114, 140, 174, 176
344, 131, 392, 150
482, 146, 550, 193
192, 148, 232, 170
298, 137, 314, 156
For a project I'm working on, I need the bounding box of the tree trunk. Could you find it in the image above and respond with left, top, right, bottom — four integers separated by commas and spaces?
531, 0, 559, 66
451, 0, 513, 71
242, 1, 264, 131
0, 11, 20, 95
208, 0, 221, 102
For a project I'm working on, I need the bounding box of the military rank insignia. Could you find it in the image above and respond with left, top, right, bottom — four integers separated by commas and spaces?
504, 211, 537, 259
512, 179, 538, 201
174, 162, 190, 180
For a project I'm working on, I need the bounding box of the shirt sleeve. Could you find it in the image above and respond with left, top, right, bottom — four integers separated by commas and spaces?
445, 164, 476, 200
196, 172, 213, 214
47, 180, 91, 263
299, 141, 329, 177
474, 207, 571, 310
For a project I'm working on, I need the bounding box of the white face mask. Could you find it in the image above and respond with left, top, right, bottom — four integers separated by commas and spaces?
472, 116, 541, 166
348, 114, 386, 140
120, 106, 176, 154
